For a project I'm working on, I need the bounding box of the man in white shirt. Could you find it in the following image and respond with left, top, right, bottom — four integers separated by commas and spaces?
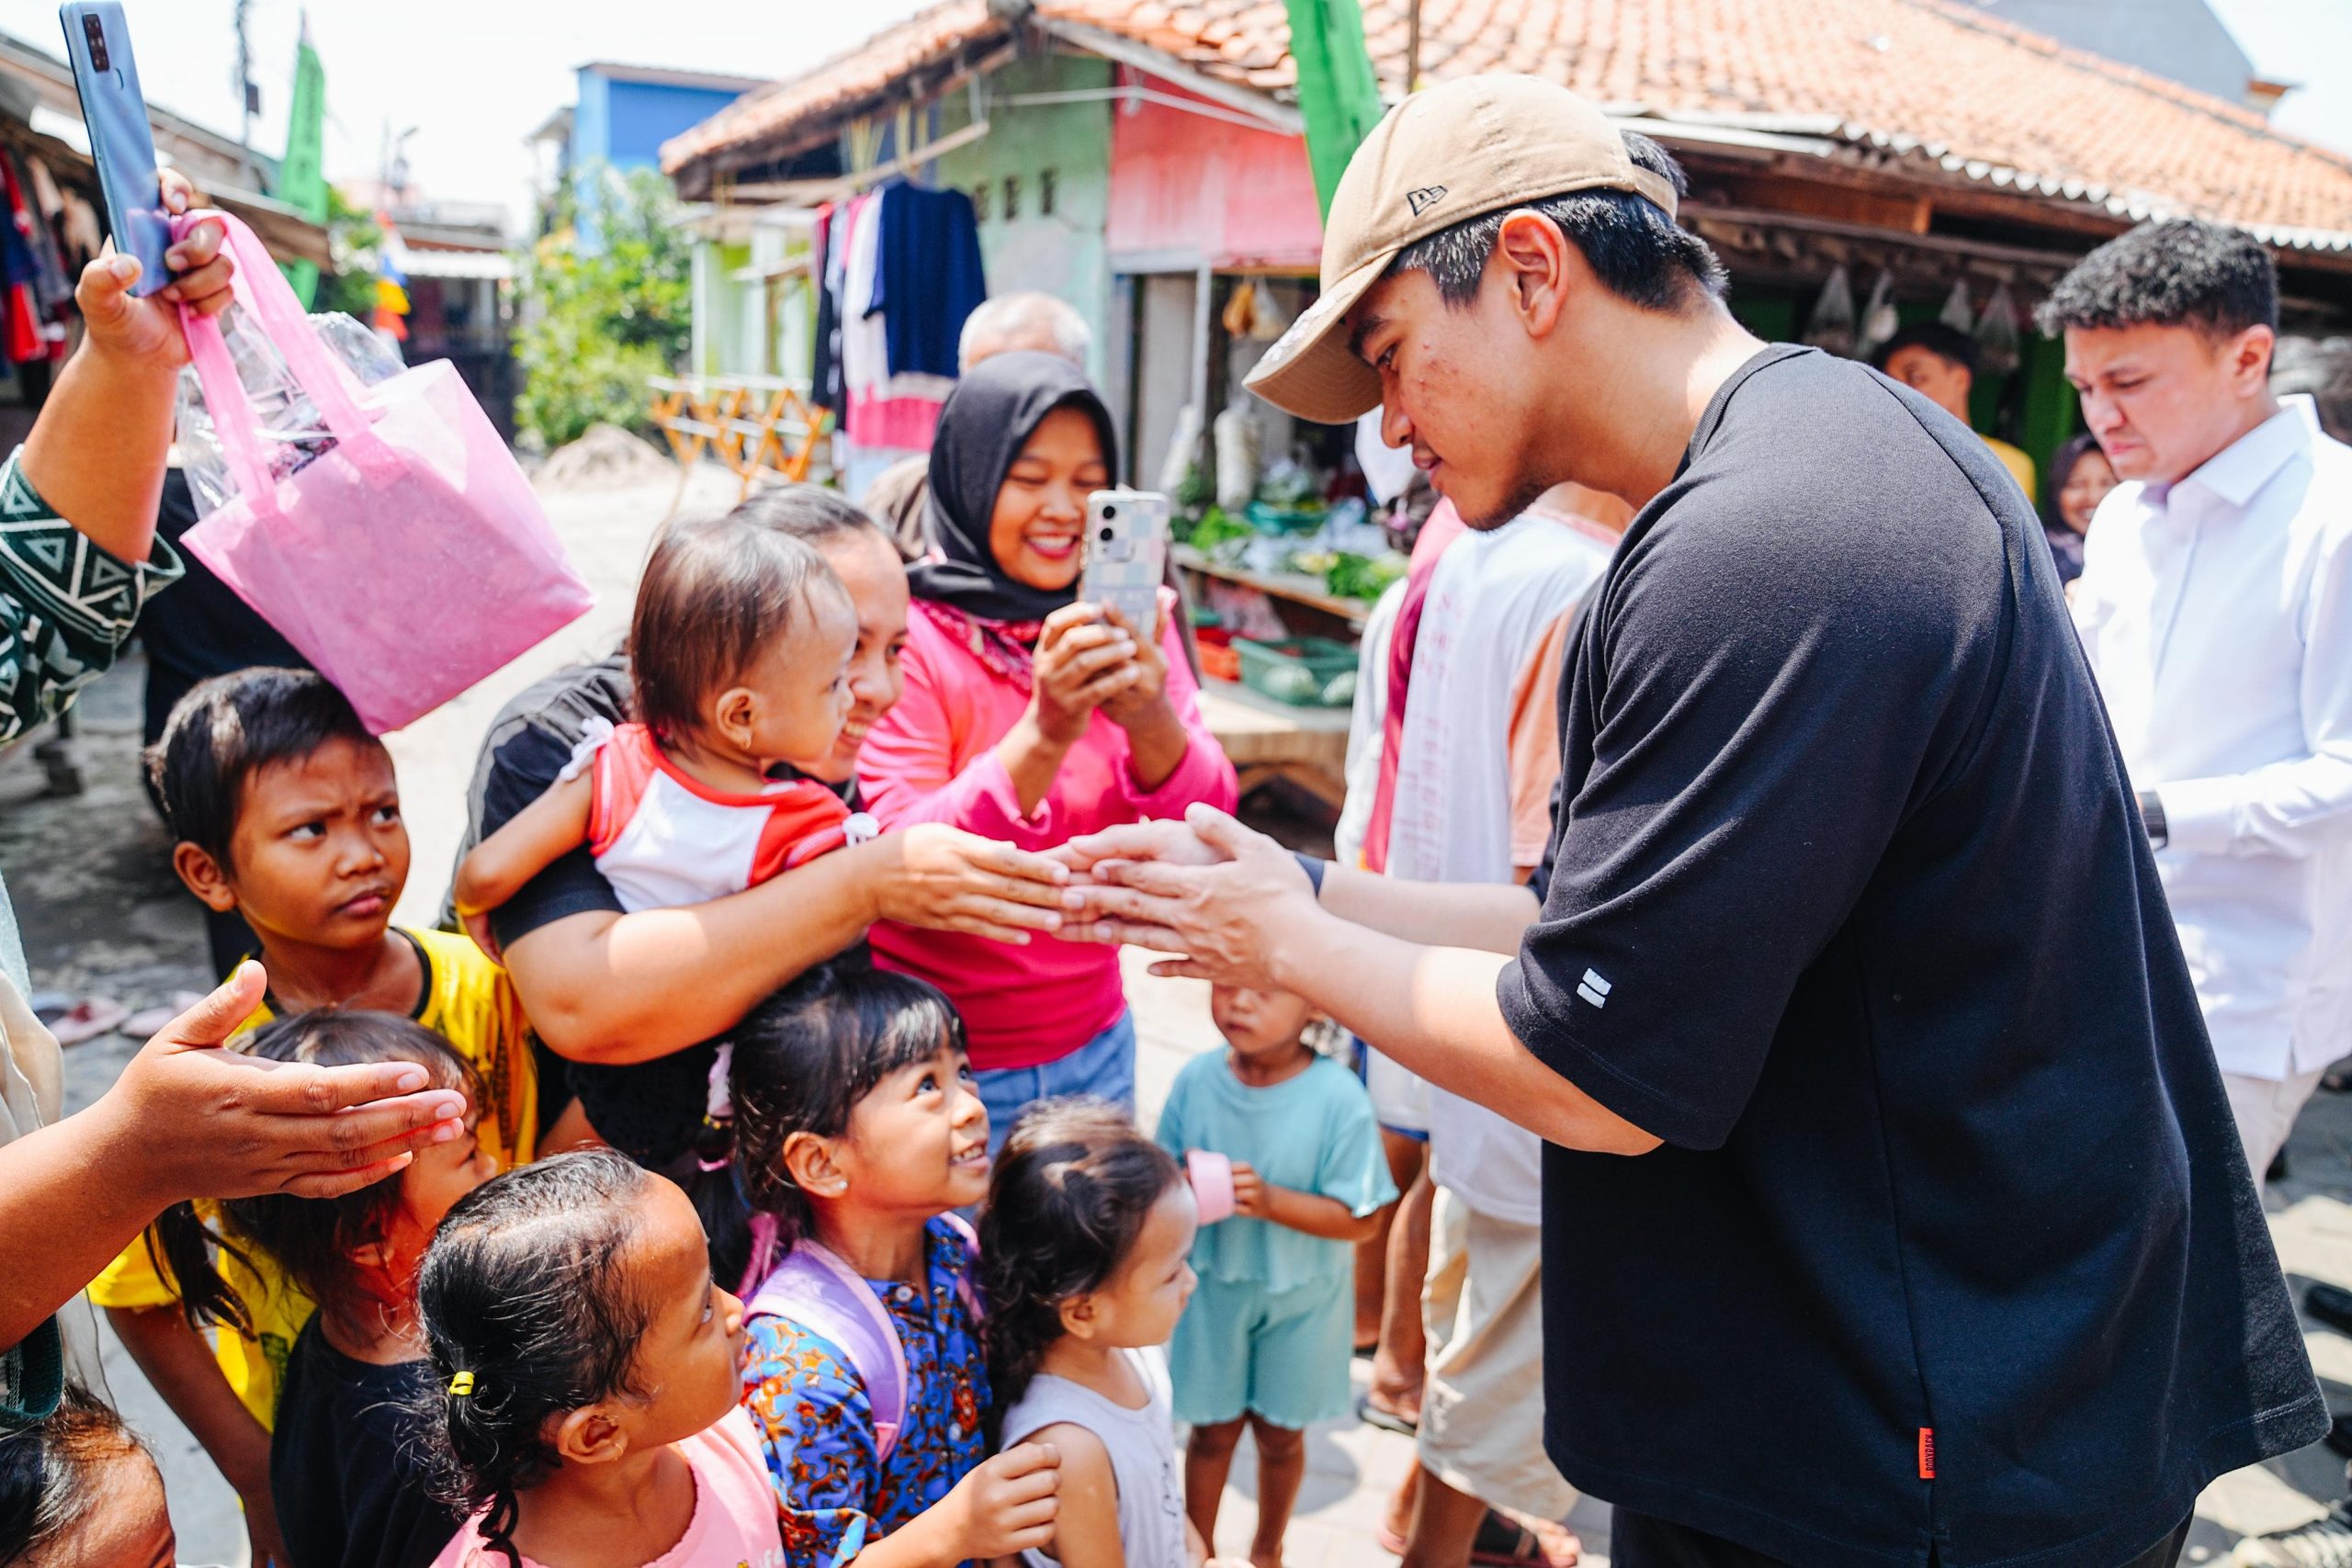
2047, 219, 2352, 1187
1379, 484, 1627, 1568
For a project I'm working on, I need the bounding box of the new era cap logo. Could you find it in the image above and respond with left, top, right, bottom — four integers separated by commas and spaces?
1577, 969, 1612, 1009
1406, 185, 1449, 217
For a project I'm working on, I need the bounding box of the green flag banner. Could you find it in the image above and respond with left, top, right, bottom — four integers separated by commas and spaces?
1283, 0, 1385, 219
279, 24, 328, 306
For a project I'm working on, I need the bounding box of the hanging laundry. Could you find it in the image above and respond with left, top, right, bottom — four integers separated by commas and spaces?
809, 201, 842, 416
56, 191, 101, 272
0, 156, 49, 366
844, 185, 955, 455
870, 180, 985, 381
5, 156, 71, 313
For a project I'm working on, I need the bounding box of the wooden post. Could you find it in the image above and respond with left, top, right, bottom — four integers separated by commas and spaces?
1405, 0, 1422, 95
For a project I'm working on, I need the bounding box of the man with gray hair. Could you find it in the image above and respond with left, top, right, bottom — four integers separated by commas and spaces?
864, 291, 1093, 558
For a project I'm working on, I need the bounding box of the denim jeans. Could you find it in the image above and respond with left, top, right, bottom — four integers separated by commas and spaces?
974, 1010, 1137, 1155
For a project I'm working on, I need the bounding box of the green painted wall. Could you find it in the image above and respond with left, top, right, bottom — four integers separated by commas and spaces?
933, 54, 1115, 388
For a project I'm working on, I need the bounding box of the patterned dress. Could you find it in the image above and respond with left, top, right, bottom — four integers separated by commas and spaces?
740, 1218, 989, 1568
0, 447, 181, 1426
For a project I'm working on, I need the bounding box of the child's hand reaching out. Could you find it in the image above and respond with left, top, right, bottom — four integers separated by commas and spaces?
943, 1441, 1061, 1561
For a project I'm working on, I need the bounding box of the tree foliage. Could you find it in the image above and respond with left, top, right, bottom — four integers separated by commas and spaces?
512, 164, 692, 450
317, 186, 382, 322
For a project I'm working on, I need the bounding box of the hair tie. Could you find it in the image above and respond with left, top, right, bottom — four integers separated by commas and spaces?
448, 1371, 476, 1397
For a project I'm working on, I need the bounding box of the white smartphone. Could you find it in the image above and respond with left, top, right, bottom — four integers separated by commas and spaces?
1080, 489, 1170, 632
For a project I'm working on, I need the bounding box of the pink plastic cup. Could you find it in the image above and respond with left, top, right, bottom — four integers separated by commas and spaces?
1187, 1149, 1236, 1224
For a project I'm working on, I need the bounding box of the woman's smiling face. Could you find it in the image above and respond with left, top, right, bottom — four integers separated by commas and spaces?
987, 406, 1110, 593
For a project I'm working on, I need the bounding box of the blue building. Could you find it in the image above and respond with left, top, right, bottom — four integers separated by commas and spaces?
531, 61, 767, 237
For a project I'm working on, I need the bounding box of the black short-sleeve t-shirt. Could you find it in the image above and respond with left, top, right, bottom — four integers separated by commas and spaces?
1498, 346, 2321, 1568
270, 1319, 462, 1568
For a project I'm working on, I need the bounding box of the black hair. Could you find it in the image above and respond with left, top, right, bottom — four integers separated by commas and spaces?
0, 1384, 153, 1566
724, 483, 887, 549
1386, 130, 1724, 313
2042, 433, 2112, 534
411, 1150, 658, 1568
145, 668, 376, 866
976, 1099, 1182, 1432
2033, 218, 2278, 341
727, 962, 967, 1257
628, 515, 851, 750
150, 1011, 476, 1340
1873, 320, 1980, 378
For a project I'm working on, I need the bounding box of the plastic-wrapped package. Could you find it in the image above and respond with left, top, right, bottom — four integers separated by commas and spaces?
1803, 265, 1857, 357
1939, 279, 1975, 334
1975, 284, 2021, 377
175, 306, 404, 517
1213, 403, 1261, 512
1858, 271, 1900, 362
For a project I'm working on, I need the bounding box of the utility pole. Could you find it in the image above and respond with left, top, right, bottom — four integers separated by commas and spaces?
232, 0, 258, 187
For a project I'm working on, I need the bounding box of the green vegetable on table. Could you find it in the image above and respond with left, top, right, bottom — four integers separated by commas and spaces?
1323, 550, 1408, 602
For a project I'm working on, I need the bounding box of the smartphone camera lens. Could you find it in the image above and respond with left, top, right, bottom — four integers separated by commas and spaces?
1101, 504, 1117, 522
1098, 526, 1114, 543
83, 16, 108, 72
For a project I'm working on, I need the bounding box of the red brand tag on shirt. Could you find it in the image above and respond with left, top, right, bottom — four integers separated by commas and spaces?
1918, 1427, 1936, 1480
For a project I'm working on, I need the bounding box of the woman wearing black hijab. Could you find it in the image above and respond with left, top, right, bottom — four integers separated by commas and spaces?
859, 352, 1238, 1142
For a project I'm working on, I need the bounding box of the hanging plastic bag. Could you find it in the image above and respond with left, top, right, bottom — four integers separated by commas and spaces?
1975, 284, 2022, 378
1939, 279, 1975, 334
1213, 404, 1261, 513
1802, 265, 1857, 357
175, 307, 404, 518
173, 209, 594, 735
1858, 271, 1901, 362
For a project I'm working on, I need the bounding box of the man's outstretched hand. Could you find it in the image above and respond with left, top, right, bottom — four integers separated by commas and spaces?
1052, 804, 1319, 990
97, 961, 471, 1208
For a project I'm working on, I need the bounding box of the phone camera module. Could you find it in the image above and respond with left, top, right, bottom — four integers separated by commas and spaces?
1098, 526, 1114, 543
82, 16, 108, 72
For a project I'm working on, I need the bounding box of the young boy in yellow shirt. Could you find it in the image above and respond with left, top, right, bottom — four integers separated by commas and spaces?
88, 668, 539, 1565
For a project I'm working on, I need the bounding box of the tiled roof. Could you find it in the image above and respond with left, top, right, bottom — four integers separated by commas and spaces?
662, 0, 2352, 245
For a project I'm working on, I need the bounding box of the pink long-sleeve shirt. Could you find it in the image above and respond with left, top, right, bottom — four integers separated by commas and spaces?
858, 594, 1238, 1069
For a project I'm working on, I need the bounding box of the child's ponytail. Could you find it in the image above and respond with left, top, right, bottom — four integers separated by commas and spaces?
411, 1151, 656, 1568
146, 1201, 254, 1337
977, 1099, 1182, 1434
726, 961, 965, 1276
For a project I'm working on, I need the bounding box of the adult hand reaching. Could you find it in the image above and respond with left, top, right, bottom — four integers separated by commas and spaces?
871, 823, 1072, 945
100, 961, 471, 1206
1056, 804, 1320, 990
0, 961, 469, 1351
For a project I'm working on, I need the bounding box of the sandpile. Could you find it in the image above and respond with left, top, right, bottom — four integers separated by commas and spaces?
533, 423, 674, 492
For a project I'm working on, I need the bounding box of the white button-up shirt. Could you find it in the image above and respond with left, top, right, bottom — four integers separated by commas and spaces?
2074, 397, 2352, 1079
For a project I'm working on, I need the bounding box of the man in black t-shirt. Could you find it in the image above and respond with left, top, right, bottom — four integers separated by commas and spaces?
1059, 74, 2322, 1568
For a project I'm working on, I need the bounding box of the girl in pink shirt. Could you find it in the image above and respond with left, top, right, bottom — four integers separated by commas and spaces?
414, 1152, 782, 1568
858, 353, 1236, 1140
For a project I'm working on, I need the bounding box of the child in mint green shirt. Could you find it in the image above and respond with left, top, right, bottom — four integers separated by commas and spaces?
1156, 983, 1397, 1566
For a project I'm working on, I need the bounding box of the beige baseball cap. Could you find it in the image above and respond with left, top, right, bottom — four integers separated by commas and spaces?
1246, 73, 1679, 425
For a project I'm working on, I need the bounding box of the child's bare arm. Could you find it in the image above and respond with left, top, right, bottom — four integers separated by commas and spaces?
1229, 1162, 1387, 1243
107, 1305, 286, 1566
455, 773, 594, 936
1017, 1426, 1123, 1568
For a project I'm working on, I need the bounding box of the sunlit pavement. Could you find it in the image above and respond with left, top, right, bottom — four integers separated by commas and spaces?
5, 463, 2345, 1566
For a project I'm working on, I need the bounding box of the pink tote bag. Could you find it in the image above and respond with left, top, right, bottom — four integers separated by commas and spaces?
175, 210, 593, 734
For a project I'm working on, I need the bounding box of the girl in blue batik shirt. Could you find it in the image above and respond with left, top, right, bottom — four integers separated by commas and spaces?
1156, 984, 1397, 1568
726, 963, 1062, 1568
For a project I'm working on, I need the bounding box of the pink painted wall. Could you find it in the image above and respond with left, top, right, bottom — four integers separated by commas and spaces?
1106, 79, 1325, 271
